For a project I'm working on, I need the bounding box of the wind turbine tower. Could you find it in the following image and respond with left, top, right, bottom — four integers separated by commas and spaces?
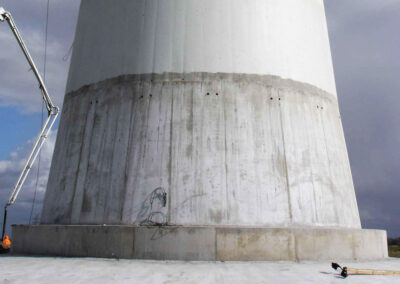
13, 0, 387, 260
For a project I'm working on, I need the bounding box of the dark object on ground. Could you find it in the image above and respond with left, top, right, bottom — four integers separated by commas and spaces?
0, 241, 10, 254
332, 262, 400, 278
332, 262, 348, 277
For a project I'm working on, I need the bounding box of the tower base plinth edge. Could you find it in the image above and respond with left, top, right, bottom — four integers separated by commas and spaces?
11, 225, 388, 261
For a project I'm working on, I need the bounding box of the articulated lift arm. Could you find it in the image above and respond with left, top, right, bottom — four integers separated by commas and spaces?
0, 7, 59, 240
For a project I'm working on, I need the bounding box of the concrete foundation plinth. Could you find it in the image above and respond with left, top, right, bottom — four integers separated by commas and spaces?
12, 225, 388, 261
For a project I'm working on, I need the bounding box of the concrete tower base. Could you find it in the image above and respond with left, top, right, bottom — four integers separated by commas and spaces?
42, 73, 362, 228
12, 225, 387, 261
27, 1, 386, 262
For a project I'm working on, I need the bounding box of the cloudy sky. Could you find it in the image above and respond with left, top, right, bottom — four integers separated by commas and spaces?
0, 0, 399, 237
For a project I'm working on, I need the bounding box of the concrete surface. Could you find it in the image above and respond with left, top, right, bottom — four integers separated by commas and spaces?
0, 256, 399, 283
37, 0, 384, 262
12, 225, 388, 261
42, 73, 360, 229
67, 0, 336, 95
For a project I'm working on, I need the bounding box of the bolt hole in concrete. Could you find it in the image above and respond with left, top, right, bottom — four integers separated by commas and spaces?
270, 97, 273, 100
206, 93, 210, 96
216, 93, 219, 96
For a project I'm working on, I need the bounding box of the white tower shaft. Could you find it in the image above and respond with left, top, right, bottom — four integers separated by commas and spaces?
41, 0, 361, 229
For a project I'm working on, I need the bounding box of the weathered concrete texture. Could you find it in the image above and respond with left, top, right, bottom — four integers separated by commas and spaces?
41, 73, 360, 229
12, 225, 388, 261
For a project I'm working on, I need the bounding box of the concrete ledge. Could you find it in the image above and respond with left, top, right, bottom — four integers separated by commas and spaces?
12, 225, 388, 261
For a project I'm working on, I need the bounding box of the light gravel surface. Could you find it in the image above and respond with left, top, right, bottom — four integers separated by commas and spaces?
0, 256, 400, 283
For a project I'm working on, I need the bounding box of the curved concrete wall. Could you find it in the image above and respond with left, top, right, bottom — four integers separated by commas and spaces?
66, 0, 336, 95
42, 0, 361, 229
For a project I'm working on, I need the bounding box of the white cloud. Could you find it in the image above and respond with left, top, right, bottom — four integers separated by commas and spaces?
0, 130, 56, 227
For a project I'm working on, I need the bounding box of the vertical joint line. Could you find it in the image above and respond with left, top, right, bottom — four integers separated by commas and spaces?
278, 90, 293, 222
